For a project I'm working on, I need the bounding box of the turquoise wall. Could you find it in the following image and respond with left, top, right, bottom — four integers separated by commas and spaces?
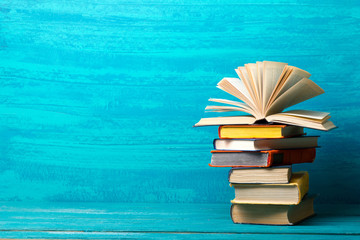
0, 0, 359, 203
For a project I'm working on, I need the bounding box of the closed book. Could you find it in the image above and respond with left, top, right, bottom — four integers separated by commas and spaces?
231, 195, 315, 225
213, 136, 318, 151
210, 148, 315, 167
228, 166, 292, 184
230, 171, 309, 205
219, 124, 304, 139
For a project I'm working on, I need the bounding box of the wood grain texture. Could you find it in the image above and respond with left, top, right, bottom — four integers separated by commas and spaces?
0, 202, 359, 239
0, 0, 359, 202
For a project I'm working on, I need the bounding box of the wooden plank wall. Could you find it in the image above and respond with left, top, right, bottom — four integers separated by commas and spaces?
0, 0, 359, 203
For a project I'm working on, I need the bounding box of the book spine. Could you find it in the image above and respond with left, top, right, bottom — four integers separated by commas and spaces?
284, 148, 316, 165
270, 148, 316, 166
267, 154, 274, 167
213, 139, 216, 149
297, 171, 309, 204
230, 204, 235, 223
228, 168, 233, 182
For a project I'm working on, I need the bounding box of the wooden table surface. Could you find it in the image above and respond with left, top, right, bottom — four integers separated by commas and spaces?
0, 202, 358, 239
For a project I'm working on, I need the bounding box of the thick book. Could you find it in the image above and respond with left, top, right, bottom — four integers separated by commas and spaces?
210, 148, 315, 167
194, 61, 336, 131
213, 136, 318, 151
231, 195, 315, 225
218, 124, 304, 139
228, 166, 292, 184
230, 171, 309, 205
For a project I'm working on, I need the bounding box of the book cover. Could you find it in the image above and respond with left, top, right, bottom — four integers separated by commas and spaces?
230, 171, 309, 205
231, 195, 315, 225
210, 148, 315, 167
213, 136, 318, 151
218, 124, 304, 139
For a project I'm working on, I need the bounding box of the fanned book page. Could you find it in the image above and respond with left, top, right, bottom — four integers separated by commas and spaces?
194, 61, 336, 131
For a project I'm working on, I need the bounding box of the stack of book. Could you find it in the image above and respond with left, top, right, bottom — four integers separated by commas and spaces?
194, 61, 336, 225
212, 124, 316, 225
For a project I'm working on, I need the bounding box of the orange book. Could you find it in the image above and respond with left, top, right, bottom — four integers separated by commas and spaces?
209, 148, 315, 167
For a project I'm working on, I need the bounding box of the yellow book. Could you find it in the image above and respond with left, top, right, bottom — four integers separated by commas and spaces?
230, 171, 309, 205
219, 124, 304, 139
231, 195, 315, 225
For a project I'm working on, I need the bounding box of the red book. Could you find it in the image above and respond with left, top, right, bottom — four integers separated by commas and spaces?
209, 148, 315, 167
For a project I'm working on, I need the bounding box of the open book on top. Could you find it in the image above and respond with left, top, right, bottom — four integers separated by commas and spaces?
194, 61, 336, 131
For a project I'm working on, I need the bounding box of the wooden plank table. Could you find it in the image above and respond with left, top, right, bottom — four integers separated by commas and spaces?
0, 202, 358, 239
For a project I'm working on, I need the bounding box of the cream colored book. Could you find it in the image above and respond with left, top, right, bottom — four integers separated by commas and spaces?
194, 61, 336, 131
228, 166, 292, 184
230, 171, 309, 205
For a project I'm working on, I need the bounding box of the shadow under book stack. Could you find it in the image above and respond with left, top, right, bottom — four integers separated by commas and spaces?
211, 124, 317, 225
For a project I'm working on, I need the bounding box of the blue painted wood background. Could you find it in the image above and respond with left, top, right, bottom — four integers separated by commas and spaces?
0, 0, 359, 203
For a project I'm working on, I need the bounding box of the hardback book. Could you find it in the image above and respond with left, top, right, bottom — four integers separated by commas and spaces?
230, 171, 309, 205
228, 166, 292, 184
231, 195, 315, 225
213, 136, 318, 151
194, 61, 336, 131
218, 124, 304, 139
210, 148, 315, 167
